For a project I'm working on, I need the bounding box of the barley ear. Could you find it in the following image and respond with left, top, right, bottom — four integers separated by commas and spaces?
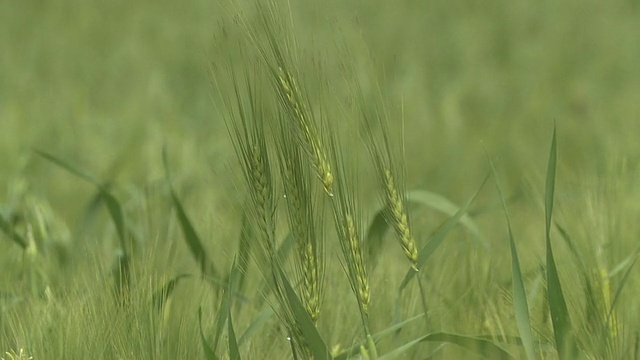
276, 117, 324, 324
274, 66, 334, 197
329, 138, 371, 329
359, 90, 419, 271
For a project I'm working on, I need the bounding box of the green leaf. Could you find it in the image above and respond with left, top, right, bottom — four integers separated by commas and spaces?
101, 190, 128, 255
199, 307, 219, 360
486, 151, 536, 360
398, 173, 489, 291
238, 308, 274, 347
607, 254, 638, 328
406, 190, 487, 247
163, 149, 218, 278
228, 311, 241, 360
169, 187, 218, 278
34, 149, 99, 186
152, 274, 194, 311
334, 314, 426, 360
544, 125, 576, 358
367, 189, 488, 271
276, 266, 332, 360
377, 332, 513, 360
35, 150, 132, 298
35, 150, 130, 256
0, 212, 27, 249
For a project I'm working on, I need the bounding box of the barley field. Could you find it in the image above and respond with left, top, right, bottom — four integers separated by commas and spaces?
2, 0, 640, 359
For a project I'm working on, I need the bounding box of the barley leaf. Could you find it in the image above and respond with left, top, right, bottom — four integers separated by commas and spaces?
378, 332, 513, 360
607, 255, 638, 327
101, 190, 128, 255
169, 188, 218, 278
163, 149, 218, 278
0, 212, 27, 249
34, 149, 99, 186
225, 258, 242, 360
406, 190, 486, 247
228, 311, 241, 360
276, 266, 332, 360
35, 150, 129, 254
152, 274, 194, 311
487, 151, 536, 360
367, 189, 488, 271
398, 173, 489, 291
199, 306, 219, 360
333, 314, 425, 360
238, 308, 274, 347
544, 125, 576, 358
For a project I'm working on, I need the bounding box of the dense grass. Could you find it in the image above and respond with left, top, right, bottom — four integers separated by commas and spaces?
2, 0, 640, 359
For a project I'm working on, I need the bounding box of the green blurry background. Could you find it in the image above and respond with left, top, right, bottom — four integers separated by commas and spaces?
2, 0, 640, 358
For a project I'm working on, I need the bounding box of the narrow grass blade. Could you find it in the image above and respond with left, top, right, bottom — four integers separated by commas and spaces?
169, 188, 218, 278
35, 150, 132, 298
152, 274, 194, 311
334, 314, 426, 360
163, 148, 218, 278
101, 190, 128, 255
487, 151, 536, 360
256, 233, 295, 302
399, 173, 489, 291
0, 213, 27, 249
34, 149, 100, 186
544, 125, 576, 358
199, 306, 220, 360
377, 332, 513, 360
228, 311, 241, 360
212, 282, 231, 352
407, 190, 487, 247
607, 255, 638, 326
238, 308, 274, 347
276, 266, 332, 360
35, 150, 129, 254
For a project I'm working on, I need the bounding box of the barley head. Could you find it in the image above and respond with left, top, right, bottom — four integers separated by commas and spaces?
275, 66, 334, 196
383, 169, 419, 270
277, 125, 324, 324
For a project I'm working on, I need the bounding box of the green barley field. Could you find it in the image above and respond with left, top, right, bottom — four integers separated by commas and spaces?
2, 0, 640, 359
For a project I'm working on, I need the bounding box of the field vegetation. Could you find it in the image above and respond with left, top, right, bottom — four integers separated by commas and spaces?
2, 0, 640, 359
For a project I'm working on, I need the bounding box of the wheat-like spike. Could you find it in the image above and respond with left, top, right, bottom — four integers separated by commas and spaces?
357, 85, 419, 271
344, 212, 370, 313
383, 168, 419, 270
276, 67, 334, 196
277, 131, 323, 324
225, 74, 277, 261
248, 142, 276, 256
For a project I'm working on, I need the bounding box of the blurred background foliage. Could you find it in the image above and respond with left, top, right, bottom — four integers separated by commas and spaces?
1, 0, 640, 357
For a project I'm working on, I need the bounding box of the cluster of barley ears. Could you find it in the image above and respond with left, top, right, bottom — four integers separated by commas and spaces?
221, 19, 425, 360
